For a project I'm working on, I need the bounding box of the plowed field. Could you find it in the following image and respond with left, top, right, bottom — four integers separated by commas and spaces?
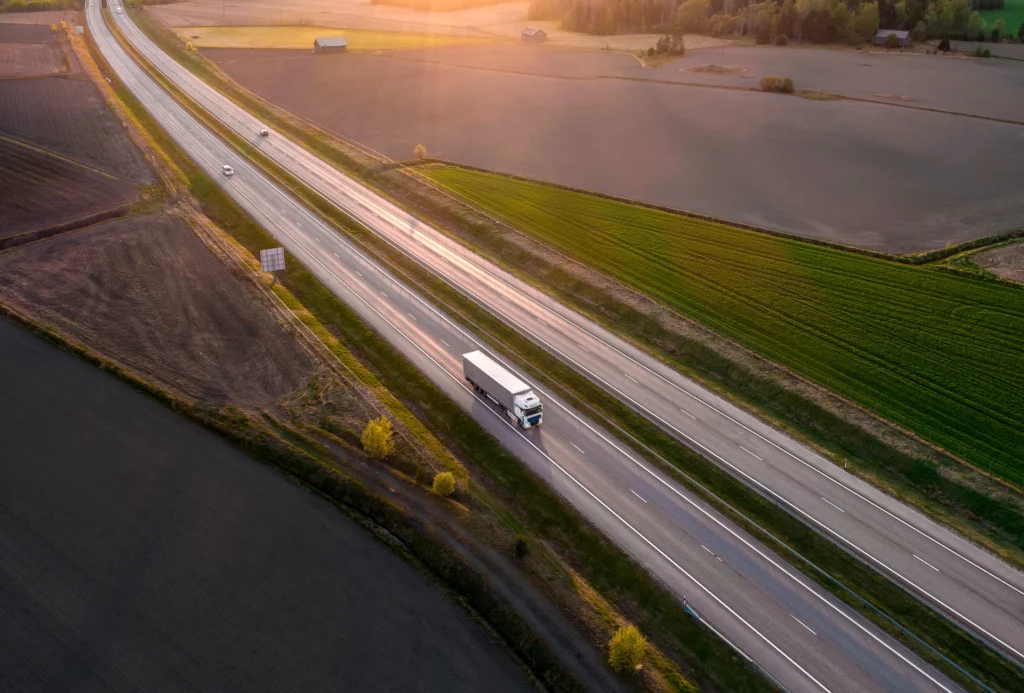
0, 43, 61, 77
0, 137, 137, 238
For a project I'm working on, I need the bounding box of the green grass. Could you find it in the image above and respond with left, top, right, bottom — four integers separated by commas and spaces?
980, 0, 1024, 37
423, 167, 1024, 488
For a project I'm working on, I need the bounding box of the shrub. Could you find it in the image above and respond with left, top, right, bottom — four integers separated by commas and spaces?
775, 33, 788, 45
608, 625, 646, 673
185, 41, 197, 53
413, 143, 428, 159
760, 75, 793, 93
361, 416, 396, 459
781, 76, 794, 93
432, 471, 456, 497
983, 47, 991, 57
754, 22, 770, 44
1018, 22, 1024, 39
884, 32, 899, 49
513, 533, 529, 558
937, 37, 951, 52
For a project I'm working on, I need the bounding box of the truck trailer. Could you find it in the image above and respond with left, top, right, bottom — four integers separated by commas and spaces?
463, 350, 543, 428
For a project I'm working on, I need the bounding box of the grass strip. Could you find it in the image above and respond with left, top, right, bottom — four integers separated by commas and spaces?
94, 16, 767, 692
121, 10, 1023, 690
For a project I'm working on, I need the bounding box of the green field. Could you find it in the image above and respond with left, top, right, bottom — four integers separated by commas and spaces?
980, 0, 1024, 37
424, 167, 1024, 486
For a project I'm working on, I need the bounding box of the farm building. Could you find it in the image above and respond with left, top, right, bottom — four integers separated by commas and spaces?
521, 27, 547, 42
314, 36, 347, 54
872, 29, 910, 47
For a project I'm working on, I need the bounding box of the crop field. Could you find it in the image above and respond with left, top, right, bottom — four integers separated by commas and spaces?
0, 213, 316, 406
424, 166, 1024, 485
208, 43, 1024, 252
0, 23, 53, 43
0, 319, 533, 693
0, 42, 61, 77
183, 24, 498, 50
0, 137, 138, 238
0, 77, 152, 183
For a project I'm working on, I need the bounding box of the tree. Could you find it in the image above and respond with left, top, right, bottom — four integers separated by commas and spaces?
850, 2, 880, 42
432, 471, 456, 497
884, 31, 900, 46
967, 11, 981, 39
675, 0, 710, 33
413, 143, 428, 159
361, 417, 396, 459
991, 16, 1004, 40
1018, 22, 1024, 39
608, 625, 647, 673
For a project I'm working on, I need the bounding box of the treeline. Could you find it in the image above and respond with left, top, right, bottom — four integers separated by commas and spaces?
0, 0, 78, 11
529, 0, 1020, 41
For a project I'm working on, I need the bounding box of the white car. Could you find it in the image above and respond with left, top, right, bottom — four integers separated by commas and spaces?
116, 7, 122, 13
259, 129, 269, 137
222, 165, 234, 177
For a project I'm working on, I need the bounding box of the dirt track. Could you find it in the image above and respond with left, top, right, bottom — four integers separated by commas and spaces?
0, 212, 315, 407
207, 43, 1024, 252
0, 137, 138, 238
0, 317, 534, 693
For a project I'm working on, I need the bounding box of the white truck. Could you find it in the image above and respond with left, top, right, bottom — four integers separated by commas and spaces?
463, 350, 543, 428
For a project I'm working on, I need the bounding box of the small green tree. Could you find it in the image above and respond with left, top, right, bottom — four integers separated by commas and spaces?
884, 32, 899, 48
781, 76, 795, 93
413, 143, 428, 159
513, 533, 529, 558
609, 624, 646, 673
1018, 22, 1024, 39
432, 471, 456, 497
361, 417, 396, 459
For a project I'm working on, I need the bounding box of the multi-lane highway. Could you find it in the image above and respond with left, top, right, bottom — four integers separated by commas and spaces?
88, 4, 991, 691
104, 5, 1024, 671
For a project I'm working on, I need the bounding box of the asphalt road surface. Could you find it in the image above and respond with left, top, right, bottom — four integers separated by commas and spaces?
91, 5, 994, 691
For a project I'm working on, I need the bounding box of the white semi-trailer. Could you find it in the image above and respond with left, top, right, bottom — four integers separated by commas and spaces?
463, 350, 543, 428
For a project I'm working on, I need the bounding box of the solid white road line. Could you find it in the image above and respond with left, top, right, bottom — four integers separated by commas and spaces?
821, 497, 845, 513
739, 446, 763, 462
792, 615, 818, 636
915, 555, 941, 572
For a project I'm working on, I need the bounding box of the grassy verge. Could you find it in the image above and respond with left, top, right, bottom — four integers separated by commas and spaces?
93, 13, 774, 692
121, 9, 1024, 690
178, 25, 498, 51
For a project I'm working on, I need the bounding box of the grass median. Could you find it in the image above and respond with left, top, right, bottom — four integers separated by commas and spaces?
121, 8, 1024, 690
93, 12, 777, 692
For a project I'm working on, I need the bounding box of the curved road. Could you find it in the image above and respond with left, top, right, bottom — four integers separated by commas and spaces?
90, 4, 968, 691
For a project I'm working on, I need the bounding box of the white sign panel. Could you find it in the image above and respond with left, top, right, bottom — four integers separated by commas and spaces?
260, 247, 286, 273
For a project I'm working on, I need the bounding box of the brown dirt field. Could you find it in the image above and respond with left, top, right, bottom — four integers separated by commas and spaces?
974, 242, 1024, 284
0, 42, 62, 77
0, 136, 138, 238
0, 11, 76, 27
0, 212, 317, 407
0, 77, 153, 183
0, 22, 53, 43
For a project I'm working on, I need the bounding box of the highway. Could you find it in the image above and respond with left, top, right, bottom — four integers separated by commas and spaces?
105, 5, 1024, 671
89, 5, 971, 691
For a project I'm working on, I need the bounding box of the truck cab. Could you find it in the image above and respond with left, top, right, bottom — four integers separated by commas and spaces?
513, 392, 543, 428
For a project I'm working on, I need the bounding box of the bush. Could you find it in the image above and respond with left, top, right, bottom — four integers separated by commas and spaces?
938, 37, 951, 52
760, 75, 793, 93
513, 533, 529, 558
361, 416, 396, 459
782, 76, 794, 93
775, 34, 788, 45
608, 625, 646, 673
884, 32, 899, 49
413, 143, 428, 160
1018, 22, 1024, 39
432, 471, 456, 497
754, 23, 770, 44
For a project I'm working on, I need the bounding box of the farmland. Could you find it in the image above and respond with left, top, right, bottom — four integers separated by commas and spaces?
181, 24, 498, 50
0, 137, 137, 238
0, 77, 152, 182
423, 166, 1024, 486
0, 213, 316, 406
0, 318, 534, 693
206, 42, 1024, 252
0, 42, 60, 76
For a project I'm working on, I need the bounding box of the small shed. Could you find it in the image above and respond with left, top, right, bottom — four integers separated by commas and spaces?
872, 29, 910, 47
314, 36, 348, 54
521, 27, 547, 43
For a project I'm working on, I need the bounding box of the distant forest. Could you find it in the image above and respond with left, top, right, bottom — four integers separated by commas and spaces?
528, 0, 1015, 40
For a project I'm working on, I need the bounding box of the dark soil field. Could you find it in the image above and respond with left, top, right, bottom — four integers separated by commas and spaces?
0, 317, 534, 693
0, 212, 314, 407
0, 42, 62, 77
0, 137, 138, 238
0, 23, 52, 43
975, 241, 1024, 283
0, 77, 153, 183
206, 44, 1024, 252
